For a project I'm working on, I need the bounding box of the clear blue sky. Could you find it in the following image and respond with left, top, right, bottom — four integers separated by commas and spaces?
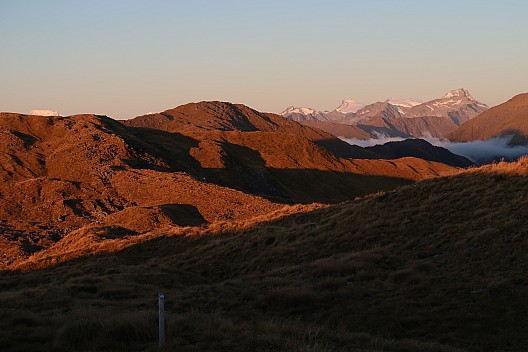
1, 0, 527, 119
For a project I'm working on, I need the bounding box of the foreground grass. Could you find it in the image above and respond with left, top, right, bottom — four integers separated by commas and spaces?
2, 159, 528, 351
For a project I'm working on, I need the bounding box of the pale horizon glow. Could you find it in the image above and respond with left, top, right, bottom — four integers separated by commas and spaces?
1, 0, 527, 119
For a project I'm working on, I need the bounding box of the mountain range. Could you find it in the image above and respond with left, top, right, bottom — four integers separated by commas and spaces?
281, 88, 489, 139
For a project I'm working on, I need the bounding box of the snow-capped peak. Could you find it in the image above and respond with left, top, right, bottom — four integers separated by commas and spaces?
387, 98, 423, 108
29, 110, 59, 116
335, 99, 364, 114
280, 106, 317, 116
442, 88, 474, 100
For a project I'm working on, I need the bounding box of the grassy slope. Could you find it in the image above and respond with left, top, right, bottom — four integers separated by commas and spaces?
448, 93, 528, 142
2, 159, 528, 351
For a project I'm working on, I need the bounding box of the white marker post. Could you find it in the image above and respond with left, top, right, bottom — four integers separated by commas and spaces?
159, 292, 165, 347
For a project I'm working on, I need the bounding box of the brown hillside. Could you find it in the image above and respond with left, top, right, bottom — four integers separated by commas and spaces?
0, 113, 281, 266
124, 119, 453, 204
0, 110, 456, 268
124, 101, 375, 159
448, 93, 528, 143
352, 114, 462, 139
122, 102, 457, 202
299, 120, 374, 139
2, 159, 528, 351
387, 115, 464, 138
126, 101, 325, 134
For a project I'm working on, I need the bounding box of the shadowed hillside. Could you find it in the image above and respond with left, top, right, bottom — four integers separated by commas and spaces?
122, 101, 459, 199
366, 139, 474, 168
1, 158, 528, 351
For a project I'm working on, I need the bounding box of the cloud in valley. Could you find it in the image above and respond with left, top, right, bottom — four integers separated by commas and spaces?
342, 134, 407, 148
341, 134, 528, 164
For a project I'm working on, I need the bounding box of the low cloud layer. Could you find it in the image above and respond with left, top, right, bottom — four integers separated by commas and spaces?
342, 134, 528, 165
343, 135, 407, 148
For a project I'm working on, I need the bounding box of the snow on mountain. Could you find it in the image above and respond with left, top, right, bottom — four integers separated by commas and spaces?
280, 106, 318, 116
280, 89, 488, 136
388, 98, 423, 108
280, 106, 330, 122
335, 99, 365, 114
29, 110, 59, 116
441, 88, 474, 100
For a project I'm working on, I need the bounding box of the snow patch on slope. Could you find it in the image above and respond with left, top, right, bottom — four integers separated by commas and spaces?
29, 110, 59, 116
388, 98, 423, 108
280, 106, 318, 116
442, 88, 474, 100
335, 99, 365, 114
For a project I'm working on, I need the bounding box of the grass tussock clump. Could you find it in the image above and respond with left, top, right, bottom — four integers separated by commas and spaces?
259, 287, 320, 310
54, 308, 156, 351
474, 155, 528, 175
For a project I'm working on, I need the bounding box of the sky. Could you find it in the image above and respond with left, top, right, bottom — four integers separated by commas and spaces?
1, 0, 527, 119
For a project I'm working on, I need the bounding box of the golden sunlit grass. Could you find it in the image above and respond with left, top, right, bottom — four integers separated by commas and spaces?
1, 158, 528, 351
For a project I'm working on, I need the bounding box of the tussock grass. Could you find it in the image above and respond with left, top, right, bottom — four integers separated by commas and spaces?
2, 159, 528, 351
54, 308, 156, 351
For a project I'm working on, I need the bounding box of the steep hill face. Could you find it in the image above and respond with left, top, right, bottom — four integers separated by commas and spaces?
282, 89, 488, 138
2, 159, 528, 351
448, 93, 528, 144
366, 139, 474, 167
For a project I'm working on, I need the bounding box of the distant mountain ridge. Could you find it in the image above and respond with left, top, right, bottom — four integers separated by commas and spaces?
279, 106, 331, 122
280, 89, 488, 139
